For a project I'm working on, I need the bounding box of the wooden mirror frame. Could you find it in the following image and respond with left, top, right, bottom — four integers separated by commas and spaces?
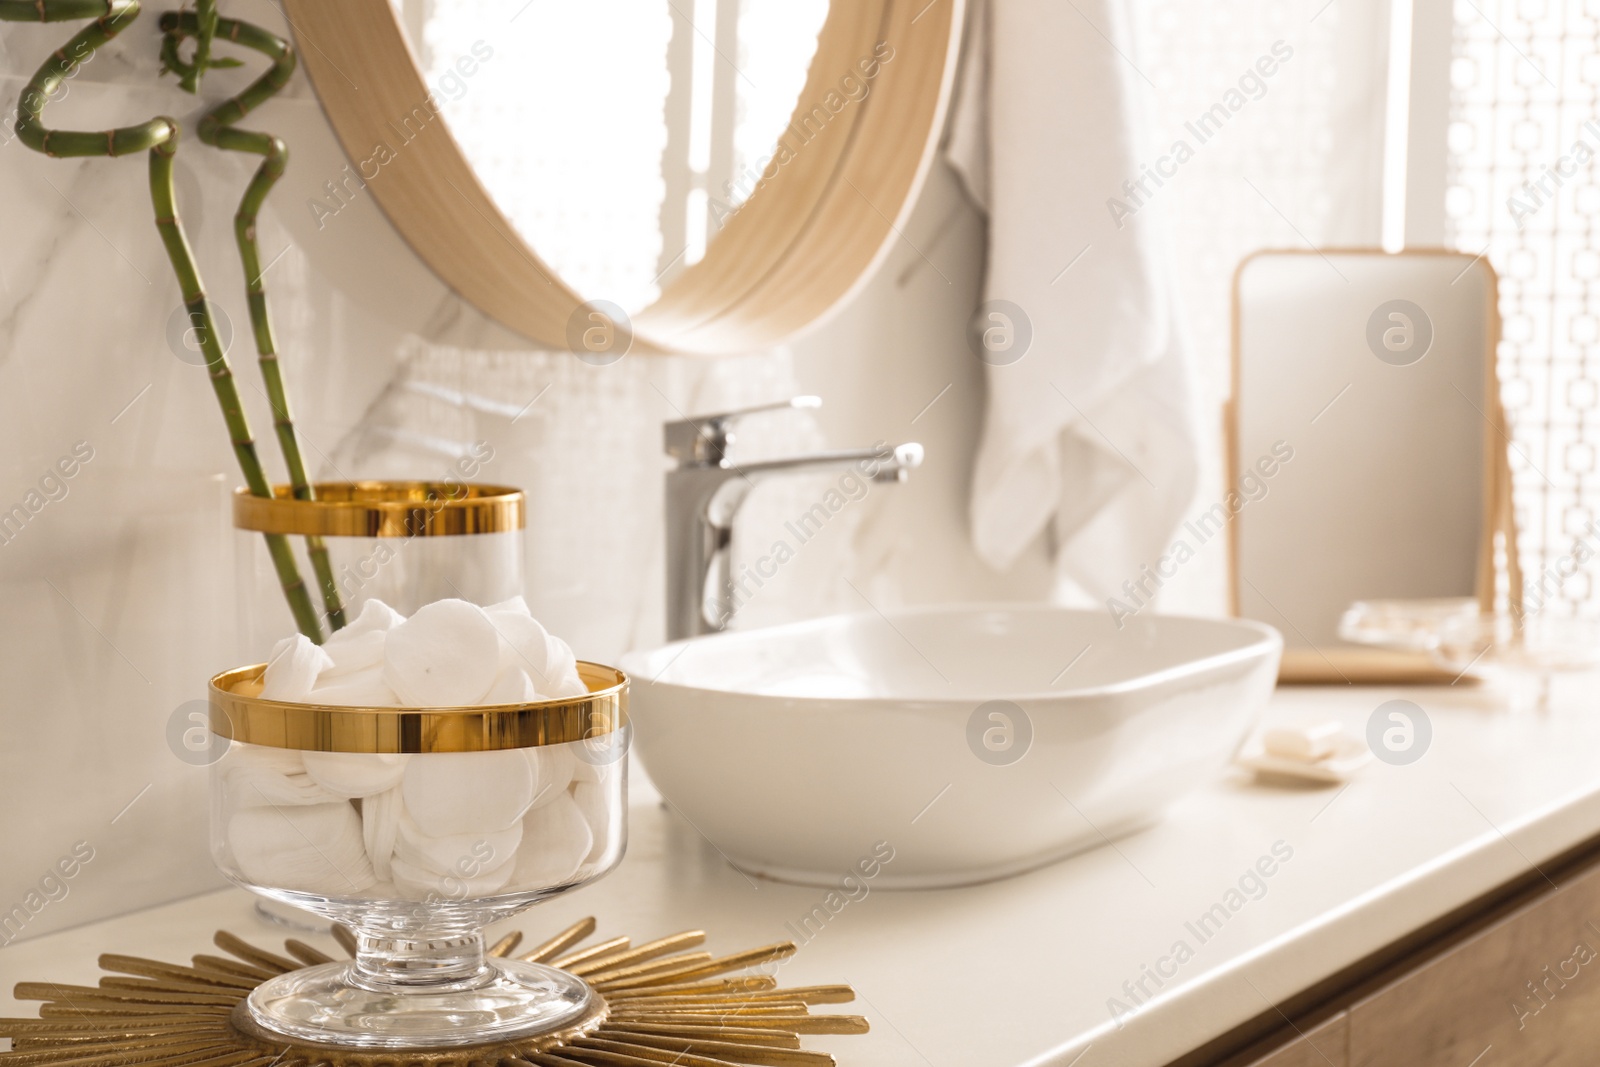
281, 0, 964, 356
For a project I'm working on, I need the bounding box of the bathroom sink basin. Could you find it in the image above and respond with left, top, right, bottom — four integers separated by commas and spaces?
623, 605, 1281, 888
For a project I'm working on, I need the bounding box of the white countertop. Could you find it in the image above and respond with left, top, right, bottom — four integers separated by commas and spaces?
6, 680, 1600, 1067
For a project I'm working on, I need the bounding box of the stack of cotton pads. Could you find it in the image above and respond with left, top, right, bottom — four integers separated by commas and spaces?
259, 596, 588, 708
217, 598, 618, 902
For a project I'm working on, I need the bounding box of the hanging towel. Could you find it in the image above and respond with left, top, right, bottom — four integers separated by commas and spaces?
946, 0, 1199, 603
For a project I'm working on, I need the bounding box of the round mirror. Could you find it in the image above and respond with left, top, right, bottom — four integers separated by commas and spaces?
284, 0, 960, 355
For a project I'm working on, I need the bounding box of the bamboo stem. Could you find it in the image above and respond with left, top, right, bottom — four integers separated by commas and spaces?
162, 9, 346, 632
149, 135, 323, 641
2, 0, 324, 642
8, 1, 154, 158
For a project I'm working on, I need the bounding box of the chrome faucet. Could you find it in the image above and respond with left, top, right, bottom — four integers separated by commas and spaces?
663, 396, 923, 640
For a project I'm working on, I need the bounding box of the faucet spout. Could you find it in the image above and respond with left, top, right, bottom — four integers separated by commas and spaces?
705, 443, 923, 527
662, 401, 922, 641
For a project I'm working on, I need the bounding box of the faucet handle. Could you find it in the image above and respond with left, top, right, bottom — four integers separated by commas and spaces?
663, 395, 822, 465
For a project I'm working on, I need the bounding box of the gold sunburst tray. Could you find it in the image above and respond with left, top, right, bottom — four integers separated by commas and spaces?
0, 917, 867, 1067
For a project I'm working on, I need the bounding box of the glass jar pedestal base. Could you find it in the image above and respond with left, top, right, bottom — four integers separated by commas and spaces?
243, 956, 595, 1049
253, 898, 332, 935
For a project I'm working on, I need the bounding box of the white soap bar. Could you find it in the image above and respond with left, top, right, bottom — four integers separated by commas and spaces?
261, 635, 335, 702
512, 791, 592, 888
1263, 721, 1346, 764
401, 750, 534, 837
383, 599, 500, 706
302, 751, 408, 798
229, 802, 375, 895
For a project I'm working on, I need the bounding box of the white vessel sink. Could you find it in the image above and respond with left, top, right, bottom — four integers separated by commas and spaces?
623, 605, 1281, 888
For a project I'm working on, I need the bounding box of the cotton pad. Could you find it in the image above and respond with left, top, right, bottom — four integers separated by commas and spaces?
391, 855, 514, 900
224, 743, 305, 777
338, 599, 406, 639
228, 802, 375, 895
401, 749, 535, 837
486, 610, 554, 689
483, 666, 536, 705
223, 745, 339, 808
302, 751, 408, 798
319, 628, 388, 679
511, 792, 592, 888
261, 635, 334, 702
394, 811, 522, 877
321, 599, 403, 677
382, 599, 500, 706
361, 786, 402, 882
542, 634, 588, 698
307, 665, 400, 708
527, 745, 577, 809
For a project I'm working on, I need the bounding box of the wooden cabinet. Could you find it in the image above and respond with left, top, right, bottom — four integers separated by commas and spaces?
1245, 1014, 1347, 1067
1204, 839, 1600, 1067
1345, 861, 1600, 1065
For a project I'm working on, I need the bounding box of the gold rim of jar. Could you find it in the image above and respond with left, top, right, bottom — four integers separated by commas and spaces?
209, 662, 627, 753
232, 481, 525, 538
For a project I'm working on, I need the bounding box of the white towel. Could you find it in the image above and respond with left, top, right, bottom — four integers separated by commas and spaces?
946, 0, 1199, 602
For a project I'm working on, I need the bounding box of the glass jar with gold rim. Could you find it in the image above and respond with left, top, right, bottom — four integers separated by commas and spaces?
208, 660, 628, 1047
233, 479, 524, 659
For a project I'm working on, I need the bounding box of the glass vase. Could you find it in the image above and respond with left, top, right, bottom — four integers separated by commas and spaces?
233, 480, 525, 662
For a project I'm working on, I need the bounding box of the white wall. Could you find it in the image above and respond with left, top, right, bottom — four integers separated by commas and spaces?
774, 163, 1058, 620
0, 3, 1044, 940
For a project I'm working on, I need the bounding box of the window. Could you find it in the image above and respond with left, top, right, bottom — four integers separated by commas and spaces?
398, 0, 826, 312
1443, 0, 1600, 613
